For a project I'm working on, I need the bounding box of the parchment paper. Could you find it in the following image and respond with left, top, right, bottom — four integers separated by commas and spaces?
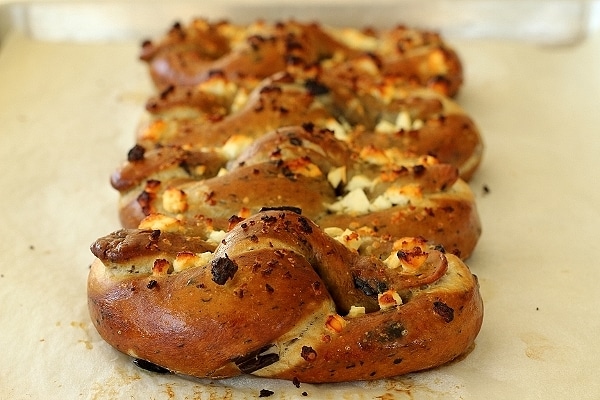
1, 3, 599, 399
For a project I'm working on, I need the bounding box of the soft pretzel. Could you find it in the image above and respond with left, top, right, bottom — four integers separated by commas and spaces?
140, 19, 463, 97
88, 209, 483, 383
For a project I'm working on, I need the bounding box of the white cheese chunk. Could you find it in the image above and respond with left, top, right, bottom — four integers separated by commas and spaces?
347, 306, 366, 318
221, 135, 254, 160
327, 166, 347, 189
328, 188, 371, 214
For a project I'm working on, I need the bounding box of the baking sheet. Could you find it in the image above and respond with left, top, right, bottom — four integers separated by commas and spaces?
1, 1, 600, 399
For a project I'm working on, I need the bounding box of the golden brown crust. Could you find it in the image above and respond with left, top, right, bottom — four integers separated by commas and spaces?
116, 51, 484, 257
88, 211, 482, 382
140, 20, 463, 97
89, 18, 485, 383
115, 122, 481, 258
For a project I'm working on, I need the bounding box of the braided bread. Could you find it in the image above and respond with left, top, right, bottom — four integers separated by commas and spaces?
140, 19, 463, 97
89, 209, 483, 382
89, 18, 484, 383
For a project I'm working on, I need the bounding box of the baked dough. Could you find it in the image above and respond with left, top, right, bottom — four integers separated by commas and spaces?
140, 19, 464, 97
88, 209, 483, 382
88, 18, 484, 383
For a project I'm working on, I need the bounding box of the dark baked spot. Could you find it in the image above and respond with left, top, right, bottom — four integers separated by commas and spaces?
412, 164, 426, 176
247, 34, 266, 51
297, 216, 313, 234
384, 322, 406, 340
132, 358, 171, 374
281, 165, 296, 181
261, 215, 278, 224
149, 230, 161, 242
353, 276, 377, 297
228, 215, 245, 230
300, 346, 317, 361
258, 389, 274, 397
304, 79, 330, 96
302, 122, 315, 133
211, 255, 238, 285
234, 344, 280, 373
365, 321, 407, 346
127, 144, 146, 162
433, 301, 454, 322
136, 191, 154, 216
289, 136, 303, 146
159, 84, 175, 100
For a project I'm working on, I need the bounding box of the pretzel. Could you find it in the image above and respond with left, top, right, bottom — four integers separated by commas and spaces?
140, 19, 464, 97
88, 209, 483, 382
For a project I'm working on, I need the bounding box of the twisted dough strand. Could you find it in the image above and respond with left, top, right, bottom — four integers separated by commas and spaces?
89, 210, 483, 382
140, 19, 463, 97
